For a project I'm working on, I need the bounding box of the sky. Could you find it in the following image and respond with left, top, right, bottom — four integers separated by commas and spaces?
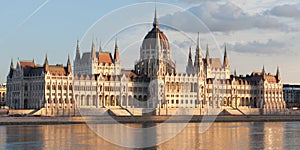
0, 0, 299, 84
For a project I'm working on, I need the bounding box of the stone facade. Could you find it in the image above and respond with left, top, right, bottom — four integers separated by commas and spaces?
6, 9, 286, 115
6, 56, 75, 115
283, 84, 300, 108
72, 10, 286, 115
0, 83, 6, 106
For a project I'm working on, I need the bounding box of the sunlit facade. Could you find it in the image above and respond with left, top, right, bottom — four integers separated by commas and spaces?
5, 10, 286, 115
72, 10, 286, 115
0, 83, 6, 106
6, 56, 75, 115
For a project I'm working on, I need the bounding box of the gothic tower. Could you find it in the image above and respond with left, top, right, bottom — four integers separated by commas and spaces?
194, 32, 203, 77
186, 46, 194, 74
114, 38, 121, 75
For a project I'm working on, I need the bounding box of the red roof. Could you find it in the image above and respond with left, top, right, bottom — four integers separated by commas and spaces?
20, 61, 35, 68
49, 65, 67, 76
265, 75, 277, 83
98, 52, 113, 64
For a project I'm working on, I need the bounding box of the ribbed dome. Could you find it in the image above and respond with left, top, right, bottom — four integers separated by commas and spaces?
142, 27, 170, 50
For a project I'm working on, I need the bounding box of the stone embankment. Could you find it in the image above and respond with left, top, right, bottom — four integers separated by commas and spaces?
1, 115, 300, 125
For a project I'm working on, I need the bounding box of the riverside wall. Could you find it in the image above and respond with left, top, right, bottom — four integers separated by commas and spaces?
3, 107, 300, 117
2, 115, 300, 125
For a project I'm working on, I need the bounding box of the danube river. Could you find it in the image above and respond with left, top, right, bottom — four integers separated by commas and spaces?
0, 122, 299, 149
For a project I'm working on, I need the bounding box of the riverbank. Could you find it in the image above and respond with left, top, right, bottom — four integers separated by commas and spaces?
1, 115, 300, 125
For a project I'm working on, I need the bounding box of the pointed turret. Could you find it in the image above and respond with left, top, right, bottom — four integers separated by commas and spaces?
194, 32, 202, 73
91, 40, 96, 59
262, 65, 266, 80
223, 44, 229, 68
153, 6, 158, 28
44, 54, 49, 72
99, 40, 103, 53
9, 59, 14, 78
67, 55, 72, 74
234, 69, 237, 77
196, 32, 202, 57
276, 66, 281, 81
197, 32, 202, 57
75, 40, 81, 60
114, 38, 119, 63
10, 59, 14, 70
205, 44, 210, 66
186, 46, 194, 74
189, 46, 192, 60
16, 58, 20, 69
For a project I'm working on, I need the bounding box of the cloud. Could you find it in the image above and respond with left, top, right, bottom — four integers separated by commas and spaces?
173, 40, 191, 49
159, 2, 292, 33
265, 4, 300, 19
228, 39, 288, 55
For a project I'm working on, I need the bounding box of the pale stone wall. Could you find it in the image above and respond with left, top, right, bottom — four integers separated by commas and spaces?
0, 83, 6, 105
44, 73, 74, 116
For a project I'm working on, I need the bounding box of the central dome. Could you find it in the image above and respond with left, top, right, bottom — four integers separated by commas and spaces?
141, 9, 170, 50
142, 27, 170, 50
134, 8, 176, 77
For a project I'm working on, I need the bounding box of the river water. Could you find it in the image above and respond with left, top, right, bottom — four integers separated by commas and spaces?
0, 122, 299, 149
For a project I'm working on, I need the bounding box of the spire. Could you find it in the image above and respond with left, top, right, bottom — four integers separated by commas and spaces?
205, 44, 210, 66
16, 58, 20, 69
234, 69, 237, 77
197, 32, 201, 49
115, 38, 118, 50
44, 54, 49, 72
67, 55, 72, 74
186, 46, 194, 74
153, 6, 158, 28
194, 32, 202, 71
262, 65, 266, 80
10, 59, 14, 69
276, 66, 281, 81
9, 59, 14, 78
75, 40, 81, 60
189, 46, 192, 60
91, 39, 96, 59
223, 44, 229, 68
99, 40, 103, 53
114, 38, 119, 63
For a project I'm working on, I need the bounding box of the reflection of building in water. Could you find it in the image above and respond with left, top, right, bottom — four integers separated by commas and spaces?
157, 122, 250, 149
5, 124, 126, 149
5, 125, 43, 149
248, 122, 285, 150
0, 122, 292, 149
284, 122, 300, 148
262, 122, 284, 150
73, 9, 285, 115
0, 126, 7, 149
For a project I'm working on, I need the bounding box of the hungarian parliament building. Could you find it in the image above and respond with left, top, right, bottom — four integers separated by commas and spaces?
5, 10, 286, 116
